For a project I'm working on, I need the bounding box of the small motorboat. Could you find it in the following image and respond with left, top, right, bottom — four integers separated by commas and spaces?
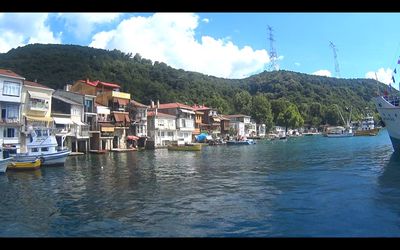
7, 158, 41, 171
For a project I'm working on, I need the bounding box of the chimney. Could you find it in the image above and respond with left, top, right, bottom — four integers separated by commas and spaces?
151, 100, 154, 109
157, 100, 160, 108
64, 84, 72, 91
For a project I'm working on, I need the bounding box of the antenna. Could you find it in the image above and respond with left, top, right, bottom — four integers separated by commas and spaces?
329, 41, 341, 78
267, 25, 279, 71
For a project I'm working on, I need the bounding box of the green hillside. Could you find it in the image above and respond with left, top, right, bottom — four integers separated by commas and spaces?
0, 43, 390, 129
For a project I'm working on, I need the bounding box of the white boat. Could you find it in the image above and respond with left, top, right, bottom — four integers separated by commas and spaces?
13, 127, 70, 166
354, 114, 380, 136
325, 126, 354, 137
374, 95, 400, 151
0, 157, 13, 173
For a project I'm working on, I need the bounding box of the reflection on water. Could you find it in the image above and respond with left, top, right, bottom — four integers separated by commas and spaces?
1, 129, 400, 236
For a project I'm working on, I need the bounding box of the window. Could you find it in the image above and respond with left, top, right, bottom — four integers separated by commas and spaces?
41, 147, 49, 152
6, 105, 18, 119
31, 148, 39, 152
85, 99, 93, 112
3, 81, 20, 96
167, 132, 173, 137
161, 132, 165, 137
35, 130, 42, 137
42, 130, 48, 137
184, 133, 188, 138
3, 128, 15, 138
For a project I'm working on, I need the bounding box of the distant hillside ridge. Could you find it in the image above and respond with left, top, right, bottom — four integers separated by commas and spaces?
0, 43, 389, 126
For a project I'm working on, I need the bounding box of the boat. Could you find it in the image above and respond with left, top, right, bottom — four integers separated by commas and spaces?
12, 127, 70, 166
226, 139, 256, 145
0, 157, 13, 173
354, 114, 380, 136
374, 95, 400, 151
167, 143, 202, 151
7, 158, 41, 171
324, 126, 354, 137
324, 106, 354, 138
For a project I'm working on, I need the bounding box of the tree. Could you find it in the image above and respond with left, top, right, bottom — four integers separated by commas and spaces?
251, 94, 274, 132
233, 90, 252, 115
271, 98, 291, 123
276, 104, 304, 133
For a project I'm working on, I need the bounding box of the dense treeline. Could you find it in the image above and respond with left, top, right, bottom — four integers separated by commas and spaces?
0, 44, 390, 131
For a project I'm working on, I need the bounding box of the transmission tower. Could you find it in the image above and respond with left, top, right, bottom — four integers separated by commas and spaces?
267, 25, 279, 71
329, 41, 341, 78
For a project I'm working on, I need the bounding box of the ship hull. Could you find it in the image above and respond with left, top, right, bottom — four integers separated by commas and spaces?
374, 96, 400, 151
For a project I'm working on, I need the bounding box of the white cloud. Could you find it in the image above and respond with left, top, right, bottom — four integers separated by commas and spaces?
365, 68, 393, 85
89, 13, 269, 79
58, 13, 121, 40
295, 62, 301, 66
312, 69, 332, 77
202, 18, 209, 23
0, 13, 61, 53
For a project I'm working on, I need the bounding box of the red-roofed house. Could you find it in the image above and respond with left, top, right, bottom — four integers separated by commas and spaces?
156, 101, 195, 144
0, 69, 25, 156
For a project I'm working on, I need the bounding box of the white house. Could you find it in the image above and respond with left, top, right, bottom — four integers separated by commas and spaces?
147, 110, 177, 148
0, 69, 24, 155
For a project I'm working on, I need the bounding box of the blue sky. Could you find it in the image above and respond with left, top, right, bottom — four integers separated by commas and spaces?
1, 13, 400, 87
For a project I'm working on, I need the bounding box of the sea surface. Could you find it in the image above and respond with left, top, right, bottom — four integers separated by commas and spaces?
1, 129, 400, 237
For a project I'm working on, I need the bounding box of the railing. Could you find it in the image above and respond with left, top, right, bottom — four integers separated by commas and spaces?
0, 118, 20, 124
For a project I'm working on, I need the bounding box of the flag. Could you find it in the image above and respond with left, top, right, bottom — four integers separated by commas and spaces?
395, 68, 397, 74
392, 76, 396, 83
398, 58, 400, 64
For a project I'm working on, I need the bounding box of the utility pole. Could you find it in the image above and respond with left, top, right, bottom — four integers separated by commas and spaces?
267, 25, 279, 71
329, 41, 341, 78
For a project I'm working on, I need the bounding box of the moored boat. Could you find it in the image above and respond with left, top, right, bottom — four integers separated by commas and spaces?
226, 139, 256, 145
168, 143, 202, 151
0, 157, 13, 173
374, 95, 400, 151
7, 158, 41, 171
13, 128, 70, 166
354, 114, 380, 136
324, 126, 354, 137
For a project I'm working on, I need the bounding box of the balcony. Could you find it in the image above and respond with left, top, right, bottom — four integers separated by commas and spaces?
176, 118, 194, 131
0, 118, 20, 124
28, 102, 49, 112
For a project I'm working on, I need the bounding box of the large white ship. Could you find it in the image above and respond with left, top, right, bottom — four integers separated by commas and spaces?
374, 95, 400, 151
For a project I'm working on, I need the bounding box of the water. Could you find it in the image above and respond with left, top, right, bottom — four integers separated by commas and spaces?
1, 129, 400, 237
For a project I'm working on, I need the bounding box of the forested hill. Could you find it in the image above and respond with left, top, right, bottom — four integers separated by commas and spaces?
0, 44, 390, 127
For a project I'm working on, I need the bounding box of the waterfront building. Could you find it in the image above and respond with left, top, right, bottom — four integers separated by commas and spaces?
192, 104, 225, 139
223, 114, 251, 137
0, 69, 25, 155
70, 79, 131, 151
127, 99, 148, 148
51, 90, 89, 153
20, 80, 54, 153
147, 109, 177, 148
157, 102, 195, 144
257, 123, 266, 137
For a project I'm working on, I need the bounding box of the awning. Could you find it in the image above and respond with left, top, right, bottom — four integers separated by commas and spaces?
127, 135, 139, 140
25, 115, 53, 122
124, 114, 130, 123
73, 120, 87, 126
113, 113, 125, 122
28, 91, 49, 100
114, 98, 129, 106
180, 109, 195, 114
101, 126, 114, 132
53, 117, 73, 125
97, 106, 110, 114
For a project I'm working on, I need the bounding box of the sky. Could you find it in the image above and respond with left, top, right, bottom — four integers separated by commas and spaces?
1, 13, 400, 88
